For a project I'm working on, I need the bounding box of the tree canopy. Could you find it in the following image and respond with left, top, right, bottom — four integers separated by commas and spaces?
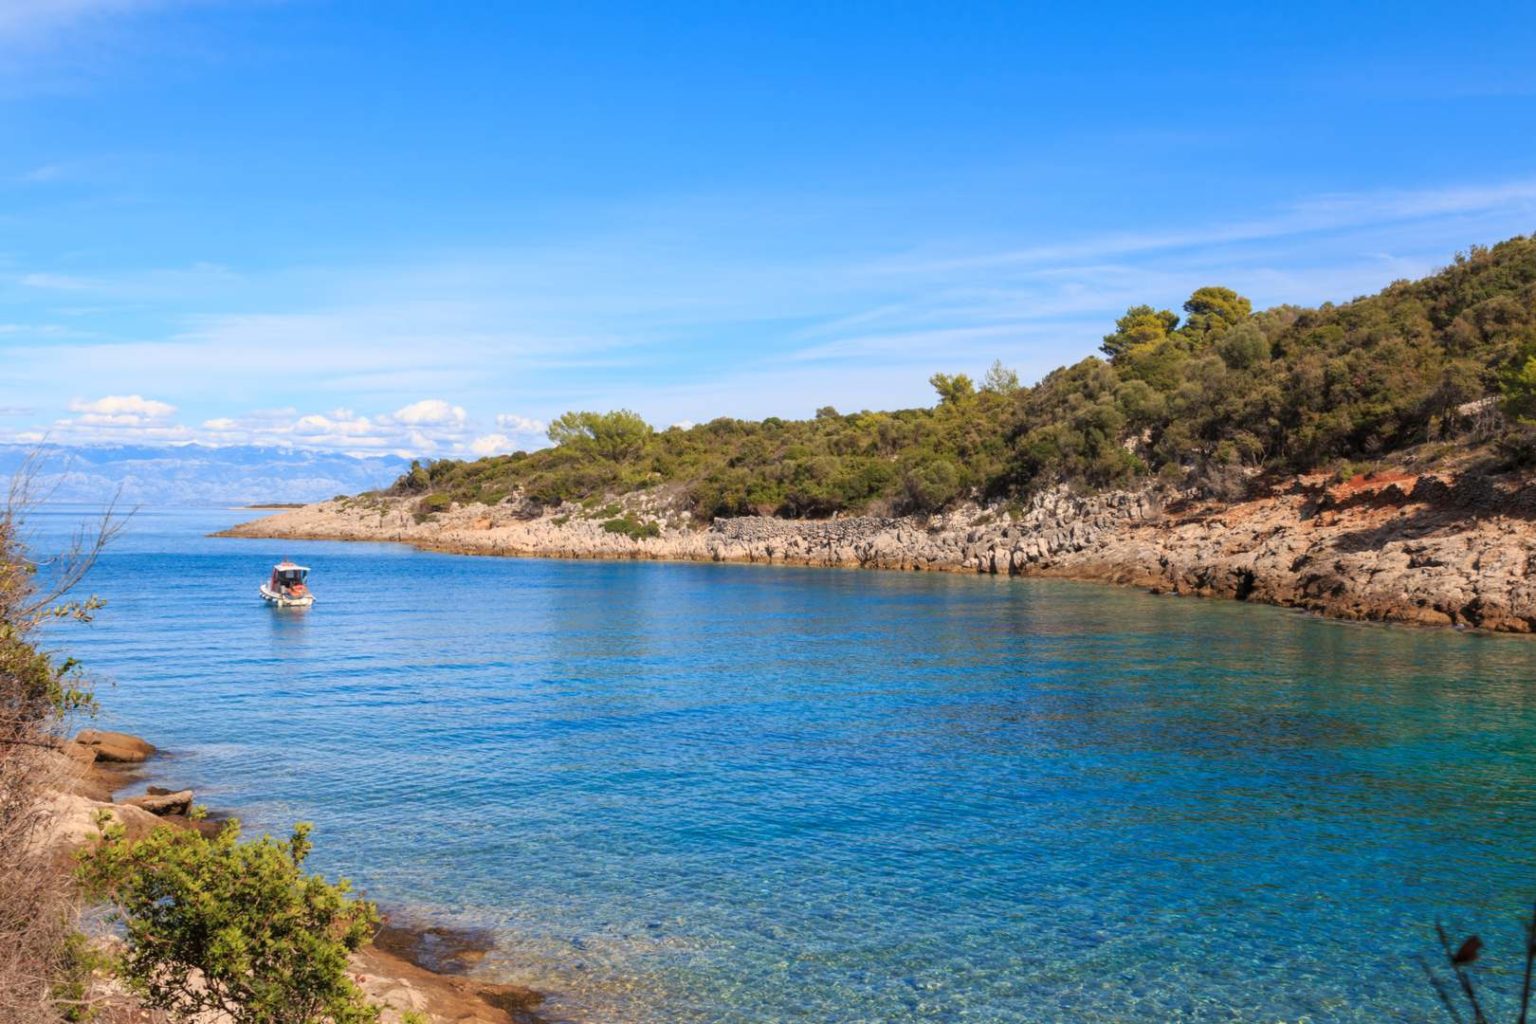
545, 409, 654, 462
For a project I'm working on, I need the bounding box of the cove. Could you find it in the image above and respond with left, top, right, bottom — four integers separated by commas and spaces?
35, 505, 1536, 1023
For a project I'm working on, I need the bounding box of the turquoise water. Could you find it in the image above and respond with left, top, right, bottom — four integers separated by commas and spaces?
29, 505, 1536, 1023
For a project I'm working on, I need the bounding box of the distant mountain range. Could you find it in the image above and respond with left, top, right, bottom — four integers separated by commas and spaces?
0, 444, 411, 507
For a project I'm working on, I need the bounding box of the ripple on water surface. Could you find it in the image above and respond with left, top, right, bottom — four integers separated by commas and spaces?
32, 505, 1536, 1023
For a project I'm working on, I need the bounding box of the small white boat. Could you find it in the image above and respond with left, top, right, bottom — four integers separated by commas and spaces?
260, 560, 315, 607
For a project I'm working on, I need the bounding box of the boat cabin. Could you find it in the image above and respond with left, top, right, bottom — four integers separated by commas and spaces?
269, 561, 310, 595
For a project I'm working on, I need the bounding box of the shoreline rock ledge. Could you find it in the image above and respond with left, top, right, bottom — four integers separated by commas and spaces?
220, 468, 1536, 633
38, 728, 549, 1024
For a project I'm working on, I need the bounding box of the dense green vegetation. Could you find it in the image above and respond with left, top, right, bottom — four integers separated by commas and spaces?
395, 235, 1536, 518
79, 820, 388, 1024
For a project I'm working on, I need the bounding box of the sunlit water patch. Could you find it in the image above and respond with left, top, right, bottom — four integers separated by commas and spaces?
29, 505, 1536, 1023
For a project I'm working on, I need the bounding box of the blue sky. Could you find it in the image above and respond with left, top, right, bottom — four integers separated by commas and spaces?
3, 1, 1535, 456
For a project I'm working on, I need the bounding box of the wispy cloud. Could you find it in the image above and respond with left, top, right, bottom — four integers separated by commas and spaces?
0, 0, 198, 100
5, 175, 1535, 453
20, 272, 97, 291
0, 0, 165, 42
12, 262, 237, 297
876, 179, 1536, 275
19, 162, 69, 183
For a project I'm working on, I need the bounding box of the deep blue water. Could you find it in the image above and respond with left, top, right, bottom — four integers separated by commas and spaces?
27, 505, 1536, 1023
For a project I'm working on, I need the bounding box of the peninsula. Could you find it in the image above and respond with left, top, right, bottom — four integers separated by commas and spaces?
227, 236, 1536, 632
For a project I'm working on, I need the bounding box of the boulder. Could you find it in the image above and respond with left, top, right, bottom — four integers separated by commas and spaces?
73, 729, 156, 764
121, 789, 194, 817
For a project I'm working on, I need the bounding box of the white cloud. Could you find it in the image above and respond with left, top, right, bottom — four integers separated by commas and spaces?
294, 410, 381, 438
494, 413, 545, 435
392, 399, 466, 427
469, 434, 513, 456
27, 398, 529, 457
68, 394, 176, 418
462, 415, 546, 456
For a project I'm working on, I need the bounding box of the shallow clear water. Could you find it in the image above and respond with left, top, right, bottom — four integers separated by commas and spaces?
28, 505, 1536, 1023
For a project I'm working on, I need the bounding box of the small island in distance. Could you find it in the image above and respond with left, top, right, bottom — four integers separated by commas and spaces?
231, 234, 1536, 632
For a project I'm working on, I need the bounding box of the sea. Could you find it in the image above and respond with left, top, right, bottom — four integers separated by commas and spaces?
27, 504, 1536, 1023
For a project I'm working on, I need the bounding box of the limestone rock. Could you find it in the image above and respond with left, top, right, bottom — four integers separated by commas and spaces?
40, 792, 166, 849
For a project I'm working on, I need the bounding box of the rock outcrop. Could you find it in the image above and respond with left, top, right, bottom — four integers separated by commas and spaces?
73, 729, 157, 764
38, 729, 545, 1024
122, 787, 195, 816
219, 469, 1536, 632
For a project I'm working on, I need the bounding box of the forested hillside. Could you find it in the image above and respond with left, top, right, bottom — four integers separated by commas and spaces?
394, 235, 1536, 519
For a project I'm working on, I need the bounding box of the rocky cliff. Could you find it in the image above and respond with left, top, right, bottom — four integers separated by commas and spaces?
219, 469, 1536, 632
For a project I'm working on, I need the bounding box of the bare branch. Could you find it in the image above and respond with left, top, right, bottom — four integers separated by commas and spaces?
1422, 954, 1467, 1024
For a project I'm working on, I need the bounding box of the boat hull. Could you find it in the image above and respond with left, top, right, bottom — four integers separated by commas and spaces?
259, 584, 314, 608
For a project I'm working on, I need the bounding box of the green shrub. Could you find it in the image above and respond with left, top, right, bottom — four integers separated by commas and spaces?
78, 821, 381, 1024
1496, 425, 1536, 468
410, 493, 452, 524
900, 457, 963, 513
601, 516, 661, 539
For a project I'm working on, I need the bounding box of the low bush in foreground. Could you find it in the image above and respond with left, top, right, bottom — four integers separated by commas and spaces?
79, 820, 383, 1024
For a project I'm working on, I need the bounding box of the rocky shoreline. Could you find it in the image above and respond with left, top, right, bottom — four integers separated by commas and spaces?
219, 467, 1536, 632
40, 729, 548, 1024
